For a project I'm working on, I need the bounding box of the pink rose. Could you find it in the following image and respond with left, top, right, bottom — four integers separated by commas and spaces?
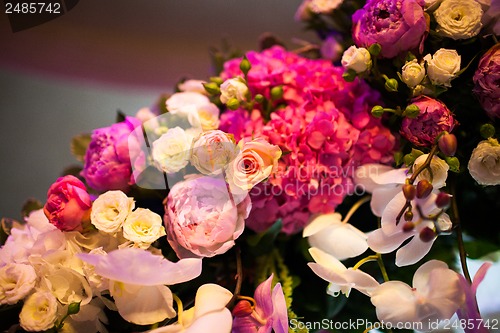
43, 175, 92, 232
473, 43, 500, 119
164, 176, 251, 258
82, 117, 141, 192
352, 0, 428, 58
400, 96, 455, 147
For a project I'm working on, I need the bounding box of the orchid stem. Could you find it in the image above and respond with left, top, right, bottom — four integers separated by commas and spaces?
173, 294, 184, 327
376, 253, 390, 282
226, 247, 243, 309
342, 195, 371, 224
353, 255, 378, 270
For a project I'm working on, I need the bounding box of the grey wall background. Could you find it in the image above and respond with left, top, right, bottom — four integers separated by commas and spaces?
0, 0, 313, 220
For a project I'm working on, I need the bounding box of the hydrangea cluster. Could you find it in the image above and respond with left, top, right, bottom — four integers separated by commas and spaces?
220, 46, 396, 234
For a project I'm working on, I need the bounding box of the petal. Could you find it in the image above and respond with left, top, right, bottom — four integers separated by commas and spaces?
412, 260, 449, 292
308, 223, 368, 260
395, 233, 435, 267
367, 228, 412, 254
370, 281, 418, 324
186, 308, 232, 333
254, 275, 273, 317
302, 213, 342, 237
371, 186, 403, 217
308, 247, 347, 273
307, 263, 349, 285
271, 283, 289, 333
343, 269, 380, 297
353, 164, 395, 193
422, 268, 465, 321
193, 284, 233, 319
78, 248, 202, 286
371, 168, 408, 185
380, 192, 407, 234
471, 262, 493, 295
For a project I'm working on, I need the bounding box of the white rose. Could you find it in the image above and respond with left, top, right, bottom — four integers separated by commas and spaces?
401, 59, 426, 88
193, 102, 220, 131
220, 77, 249, 104
341, 46, 372, 73
178, 79, 207, 94
434, 0, 483, 40
191, 130, 238, 175
122, 208, 166, 247
424, 49, 461, 87
166, 92, 211, 113
19, 290, 59, 332
309, 0, 343, 14
412, 154, 450, 189
468, 138, 500, 185
91, 190, 134, 233
0, 263, 37, 305
152, 127, 193, 173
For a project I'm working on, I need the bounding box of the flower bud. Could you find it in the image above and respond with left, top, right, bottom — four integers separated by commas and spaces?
438, 133, 457, 156
416, 179, 433, 199
368, 43, 382, 57
419, 227, 436, 242
341, 46, 372, 73
371, 105, 384, 118
342, 69, 357, 82
232, 300, 253, 317
254, 94, 265, 103
402, 221, 415, 232
404, 210, 414, 222
226, 98, 241, 110
271, 86, 284, 100
210, 76, 224, 85
203, 82, 220, 95
384, 78, 399, 92
402, 184, 416, 200
401, 59, 425, 88
240, 57, 252, 76
480, 124, 495, 139
67, 302, 81, 315
445, 156, 460, 173
435, 192, 451, 208
403, 104, 420, 118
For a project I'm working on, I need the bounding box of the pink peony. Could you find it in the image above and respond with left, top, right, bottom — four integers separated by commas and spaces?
82, 117, 141, 192
164, 176, 251, 258
473, 43, 500, 119
352, 0, 428, 58
400, 96, 455, 147
43, 175, 92, 232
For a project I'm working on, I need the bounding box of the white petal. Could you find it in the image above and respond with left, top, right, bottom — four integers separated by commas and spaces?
367, 228, 413, 253
185, 308, 232, 333
371, 186, 403, 217
78, 248, 202, 286
372, 167, 408, 185
395, 234, 436, 267
343, 269, 380, 296
371, 281, 418, 324
308, 247, 347, 273
412, 260, 449, 292
192, 284, 233, 319
308, 223, 368, 260
111, 283, 175, 325
303, 213, 342, 237
380, 192, 407, 234
423, 269, 465, 321
307, 263, 348, 285
354, 164, 395, 193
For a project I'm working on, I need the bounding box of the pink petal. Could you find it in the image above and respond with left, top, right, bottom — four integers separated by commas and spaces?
395, 235, 436, 267
271, 283, 289, 333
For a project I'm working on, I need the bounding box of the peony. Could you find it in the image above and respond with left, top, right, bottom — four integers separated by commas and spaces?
190, 130, 238, 175
352, 0, 428, 58
434, 0, 483, 40
424, 48, 461, 87
44, 175, 92, 232
152, 127, 193, 174
164, 176, 251, 258
91, 190, 134, 233
400, 96, 455, 147
0, 263, 37, 305
468, 138, 500, 185
401, 59, 426, 88
82, 117, 141, 192
122, 208, 166, 248
226, 138, 281, 191
341, 46, 372, 73
19, 290, 59, 332
220, 77, 249, 104
473, 44, 500, 119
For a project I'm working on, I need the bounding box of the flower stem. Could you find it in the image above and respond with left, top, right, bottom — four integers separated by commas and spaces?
342, 195, 371, 224
353, 255, 379, 269
226, 247, 243, 309
376, 253, 390, 282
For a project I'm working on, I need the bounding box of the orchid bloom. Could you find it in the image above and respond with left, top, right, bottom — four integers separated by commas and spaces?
78, 247, 202, 325
370, 260, 465, 327
303, 212, 368, 260
307, 248, 379, 297
232, 275, 289, 333
457, 262, 492, 333
148, 284, 234, 333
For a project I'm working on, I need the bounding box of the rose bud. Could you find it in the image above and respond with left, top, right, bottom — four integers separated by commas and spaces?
438, 133, 457, 156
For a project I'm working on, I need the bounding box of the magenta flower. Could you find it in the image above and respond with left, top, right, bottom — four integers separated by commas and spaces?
400, 96, 455, 147
82, 117, 141, 192
473, 44, 500, 119
232, 275, 288, 333
352, 0, 428, 58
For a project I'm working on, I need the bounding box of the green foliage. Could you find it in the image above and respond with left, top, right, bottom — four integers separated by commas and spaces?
70, 133, 91, 162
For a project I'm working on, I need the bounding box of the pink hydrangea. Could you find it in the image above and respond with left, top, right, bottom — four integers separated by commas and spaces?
220, 47, 396, 234
473, 44, 500, 119
352, 0, 428, 58
400, 96, 455, 147
82, 117, 141, 192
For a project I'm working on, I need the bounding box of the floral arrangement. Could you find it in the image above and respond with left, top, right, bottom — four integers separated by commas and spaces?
1, 0, 499, 332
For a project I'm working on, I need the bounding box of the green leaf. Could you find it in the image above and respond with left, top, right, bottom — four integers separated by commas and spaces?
394, 151, 404, 166
70, 133, 91, 162
247, 219, 283, 256
21, 198, 43, 218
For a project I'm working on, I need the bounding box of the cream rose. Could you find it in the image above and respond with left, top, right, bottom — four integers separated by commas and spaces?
191, 130, 237, 175
91, 190, 134, 233
152, 127, 193, 173
40, 266, 93, 305
341, 45, 372, 74
178, 79, 207, 94
0, 263, 37, 305
434, 0, 483, 40
468, 138, 500, 185
19, 290, 59, 332
122, 208, 166, 248
220, 77, 249, 104
424, 49, 461, 87
193, 102, 220, 131
226, 138, 282, 191
412, 154, 450, 189
401, 59, 426, 88
309, 0, 343, 14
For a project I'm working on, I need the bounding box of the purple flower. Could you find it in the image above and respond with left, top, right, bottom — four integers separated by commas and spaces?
82, 117, 141, 192
473, 44, 500, 119
232, 275, 288, 333
400, 96, 455, 147
352, 0, 428, 58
